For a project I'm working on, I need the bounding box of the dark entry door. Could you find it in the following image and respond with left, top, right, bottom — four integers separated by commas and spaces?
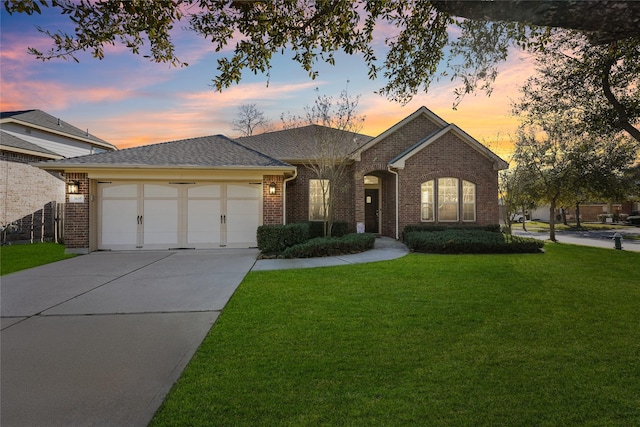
364, 189, 379, 233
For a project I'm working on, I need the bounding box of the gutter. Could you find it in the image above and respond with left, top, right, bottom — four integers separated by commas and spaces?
387, 165, 399, 240
282, 167, 298, 224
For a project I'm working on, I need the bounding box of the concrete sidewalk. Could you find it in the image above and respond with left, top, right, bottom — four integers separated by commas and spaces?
251, 236, 410, 271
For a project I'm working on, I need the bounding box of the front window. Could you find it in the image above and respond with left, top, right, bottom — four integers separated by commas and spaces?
309, 179, 329, 221
438, 178, 459, 221
421, 180, 434, 221
462, 180, 476, 221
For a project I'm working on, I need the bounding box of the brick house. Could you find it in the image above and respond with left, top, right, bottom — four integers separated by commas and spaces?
36, 106, 507, 253
1, 110, 116, 243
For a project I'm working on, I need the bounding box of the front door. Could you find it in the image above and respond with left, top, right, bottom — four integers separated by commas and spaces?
364, 189, 379, 233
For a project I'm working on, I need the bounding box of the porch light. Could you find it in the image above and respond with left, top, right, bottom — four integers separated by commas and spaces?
67, 180, 80, 194
269, 182, 277, 195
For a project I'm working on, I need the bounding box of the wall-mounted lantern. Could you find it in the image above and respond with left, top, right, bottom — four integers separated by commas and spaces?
67, 180, 80, 194
268, 182, 277, 195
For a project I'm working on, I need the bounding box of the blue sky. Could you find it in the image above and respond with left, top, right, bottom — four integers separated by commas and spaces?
0, 5, 536, 159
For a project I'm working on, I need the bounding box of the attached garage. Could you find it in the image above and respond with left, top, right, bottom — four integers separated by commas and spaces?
99, 182, 262, 250
36, 135, 295, 253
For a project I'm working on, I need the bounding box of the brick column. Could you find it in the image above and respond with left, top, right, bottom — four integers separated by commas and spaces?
64, 173, 90, 254
263, 175, 284, 225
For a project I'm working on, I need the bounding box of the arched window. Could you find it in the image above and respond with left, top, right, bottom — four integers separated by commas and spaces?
438, 178, 459, 221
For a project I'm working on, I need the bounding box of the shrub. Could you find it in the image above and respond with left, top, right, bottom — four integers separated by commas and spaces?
281, 233, 375, 259
403, 224, 501, 239
405, 229, 544, 254
257, 223, 310, 253
307, 221, 350, 238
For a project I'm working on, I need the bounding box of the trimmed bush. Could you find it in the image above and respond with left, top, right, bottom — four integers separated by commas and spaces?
281, 233, 375, 259
307, 221, 350, 238
405, 229, 544, 254
403, 224, 501, 238
257, 223, 310, 253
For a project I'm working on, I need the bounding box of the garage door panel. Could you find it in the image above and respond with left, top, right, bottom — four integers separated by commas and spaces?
227, 184, 261, 198
101, 199, 138, 246
143, 200, 178, 246
144, 184, 178, 197
187, 199, 221, 245
226, 199, 259, 246
102, 184, 137, 198
188, 184, 221, 198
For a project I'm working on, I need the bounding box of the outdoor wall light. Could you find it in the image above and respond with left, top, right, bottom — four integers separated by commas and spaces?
269, 182, 277, 195
67, 180, 80, 194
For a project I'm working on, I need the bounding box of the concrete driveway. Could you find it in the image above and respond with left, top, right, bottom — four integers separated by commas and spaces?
1, 249, 258, 427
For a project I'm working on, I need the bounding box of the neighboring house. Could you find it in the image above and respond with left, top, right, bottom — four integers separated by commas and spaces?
36, 106, 508, 253
1, 110, 116, 243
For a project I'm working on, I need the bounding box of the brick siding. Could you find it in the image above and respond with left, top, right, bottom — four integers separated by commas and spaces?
64, 173, 90, 250
1, 151, 65, 242
263, 175, 284, 225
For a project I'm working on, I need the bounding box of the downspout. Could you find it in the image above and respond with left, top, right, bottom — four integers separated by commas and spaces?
387, 166, 399, 240
282, 168, 298, 225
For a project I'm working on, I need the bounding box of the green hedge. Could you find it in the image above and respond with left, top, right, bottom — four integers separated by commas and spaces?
281, 233, 376, 259
257, 223, 310, 253
405, 229, 544, 254
403, 224, 501, 237
307, 221, 350, 238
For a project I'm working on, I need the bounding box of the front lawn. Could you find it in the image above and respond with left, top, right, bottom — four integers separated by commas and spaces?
151, 244, 640, 426
0, 243, 75, 275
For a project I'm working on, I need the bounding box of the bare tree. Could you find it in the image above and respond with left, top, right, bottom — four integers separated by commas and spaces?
282, 87, 365, 237
231, 104, 271, 137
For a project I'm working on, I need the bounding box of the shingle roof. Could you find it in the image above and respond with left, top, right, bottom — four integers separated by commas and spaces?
40, 134, 293, 169
0, 109, 115, 149
237, 125, 373, 162
0, 130, 61, 157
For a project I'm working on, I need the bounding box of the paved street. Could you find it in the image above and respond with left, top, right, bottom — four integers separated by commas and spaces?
513, 226, 640, 252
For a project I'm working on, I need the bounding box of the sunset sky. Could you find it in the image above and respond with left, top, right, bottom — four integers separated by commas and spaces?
0, 6, 537, 160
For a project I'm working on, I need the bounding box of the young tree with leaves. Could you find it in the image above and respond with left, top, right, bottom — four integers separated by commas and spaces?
282, 87, 365, 237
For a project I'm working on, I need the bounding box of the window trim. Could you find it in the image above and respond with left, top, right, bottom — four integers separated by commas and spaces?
420, 178, 477, 223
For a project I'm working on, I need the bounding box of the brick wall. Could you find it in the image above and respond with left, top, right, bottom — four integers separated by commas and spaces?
64, 172, 90, 251
397, 133, 499, 228
1, 151, 65, 240
284, 164, 356, 231
263, 175, 284, 225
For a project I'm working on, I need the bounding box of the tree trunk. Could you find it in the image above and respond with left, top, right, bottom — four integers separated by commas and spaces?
601, 53, 640, 143
521, 203, 527, 232
562, 207, 568, 226
575, 202, 582, 228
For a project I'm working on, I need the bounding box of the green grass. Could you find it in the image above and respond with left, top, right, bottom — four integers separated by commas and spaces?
0, 243, 75, 275
151, 244, 640, 426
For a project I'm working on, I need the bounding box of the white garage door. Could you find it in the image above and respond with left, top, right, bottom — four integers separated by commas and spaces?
99, 182, 261, 250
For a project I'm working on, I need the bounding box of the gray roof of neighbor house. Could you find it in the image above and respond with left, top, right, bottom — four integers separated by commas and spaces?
237, 125, 374, 162
0, 130, 62, 158
0, 109, 115, 150
36, 135, 294, 170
